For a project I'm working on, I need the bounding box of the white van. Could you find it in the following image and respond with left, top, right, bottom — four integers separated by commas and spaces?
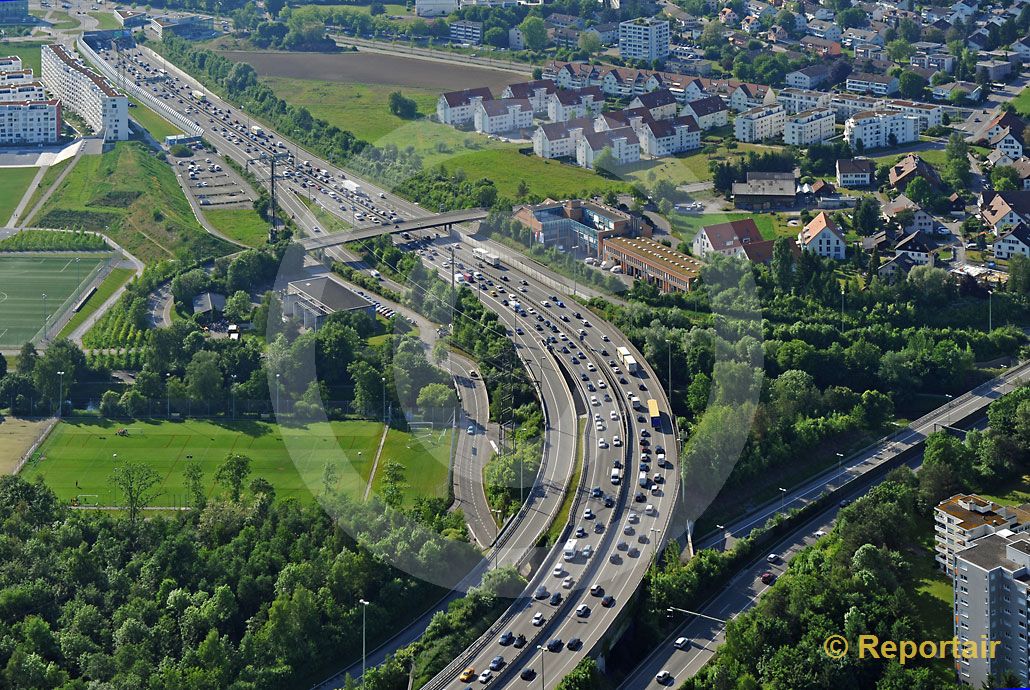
563, 539, 578, 561
369, 269, 381, 279
610, 468, 621, 485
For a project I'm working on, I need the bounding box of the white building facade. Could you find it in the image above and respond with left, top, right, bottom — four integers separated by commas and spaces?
783, 108, 834, 146
734, 103, 785, 142
618, 18, 670, 61
41, 44, 127, 141
844, 110, 918, 150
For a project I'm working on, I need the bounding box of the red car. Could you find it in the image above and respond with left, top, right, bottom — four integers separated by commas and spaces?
761, 572, 775, 585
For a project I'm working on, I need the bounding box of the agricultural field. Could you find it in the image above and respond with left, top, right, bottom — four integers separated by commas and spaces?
23, 418, 454, 507
128, 98, 184, 142
0, 167, 39, 224
30, 141, 232, 264
204, 208, 270, 247
0, 254, 107, 348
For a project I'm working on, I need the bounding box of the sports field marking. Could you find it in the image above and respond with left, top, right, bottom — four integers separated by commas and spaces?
0, 291, 7, 303
60, 258, 73, 272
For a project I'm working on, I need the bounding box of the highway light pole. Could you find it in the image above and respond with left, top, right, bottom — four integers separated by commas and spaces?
836, 452, 844, 475
665, 339, 672, 400
41, 292, 47, 342
275, 373, 281, 416
536, 644, 546, 690
57, 370, 64, 417
381, 377, 386, 423
358, 598, 369, 689
839, 285, 845, 333
778, 486, 787, 512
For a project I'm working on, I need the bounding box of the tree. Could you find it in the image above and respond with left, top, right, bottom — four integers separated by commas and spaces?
484, 26, 507, 48
837, 7, 867, 27
770, 237, 795, 292
518, 16, 547, 51
321, 462, 339, 497
184, 460, 206, 511
387, 91, 419, 119
593, 147, 618, 175
578, 31, 601, 55
215, 454, 252, 502
380, 461, 406, 508
853, 196, 881, 236
898, 71, 926, 99
223, 290, 252, 324
886, 38, 915, 62
99, 390, 121, 417
185, 350, 224, 404
110, 462, 163, 531
417, 383, 457, 424
17, 342, 37, 374
369, 2, 385, 15
905, 176, 934, 208
991, 165, 1019, 191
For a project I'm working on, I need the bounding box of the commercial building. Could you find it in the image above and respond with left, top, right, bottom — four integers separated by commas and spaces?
601, 236, 702, 292
783, 108, 834, 146
41, 44, 128, 141
734, 103, 785, 142
936, 494, 1030, 575
618, 17, 670, 61
0, 0, 30, 23
952, 531, 1030, 687
150, 14, 214, 40
844, 110, 918, 151
415, 0, 458, 16
512, 198, 643, 254
0, 98, 61, 145
731, 171, 796, 209
449, 20, 483, 45
284, 277, 375, 331
115, 9, 149, 28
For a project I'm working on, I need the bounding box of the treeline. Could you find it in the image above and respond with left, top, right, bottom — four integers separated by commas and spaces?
0, 229, 108, 252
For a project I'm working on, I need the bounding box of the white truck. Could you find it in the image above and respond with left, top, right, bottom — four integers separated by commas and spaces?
473, 247, 500, 267
624, 355, 639, 374
342, 179, 364, 196
610, 467, 622, 485
249, 125, 264, 136
191, 90, 206, 101
563, 539, 578, 561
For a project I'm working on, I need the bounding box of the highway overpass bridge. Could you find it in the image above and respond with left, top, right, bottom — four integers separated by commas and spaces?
300, 208, 489, 250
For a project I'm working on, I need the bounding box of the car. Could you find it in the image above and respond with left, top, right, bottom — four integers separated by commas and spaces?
613, 435, 622, 447
610, 410, 619, 420
466, 425, 475, 435
534, 585, 549, 599
839, 499, 850, 508
583, 508, 595, 520
514, 633, 527, 647
814, 530, 826, 538
580, 372, 589, 381
532, 613, 545, 626
609, 553, 621, 564
591, 396, 599, 406
595, 421, 604, 431
460, 668, 476, 682
520, 669, 536, 681
674, 637, 690, 650
634, 492, 646, 503
563, 576, 574, 589
656, 671, 672, 684
602, 594, 615, 607
478, 670, 492, 683
767, 553, 780, 564
575, 525, 586, 538
637, 415, 646, 423
638, 532, 650, 544
590, 584, 605, 596
591, 486, 603, 498
617, 540, 629, 551
761, 572, 775, 585
575, 604, 590, 618
594, 522, 605, 533
567, 637, 583, 651
546, 638, 564, 652
597, 438, 608, 448
645, 504, 657, 516
623, 524, 635, 536
628, 512, 639, 523
489, 656, 504, 671
604, 495, 614, 507
628, 546, 640, 558
639, 383, 647, 391
499, 631, 514, 646
553, 565, 564, 577
549, 592, 563, 605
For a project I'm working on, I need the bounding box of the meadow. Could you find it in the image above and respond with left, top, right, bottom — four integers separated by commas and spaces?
0, 167, 39, 225
204, 208, 270, 247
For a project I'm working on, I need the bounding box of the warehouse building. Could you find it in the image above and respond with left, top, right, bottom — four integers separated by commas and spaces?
284, 277, 375, 331
601, 236, 702, 292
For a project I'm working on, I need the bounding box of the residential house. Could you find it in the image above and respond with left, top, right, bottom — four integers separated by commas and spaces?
1011, 158, 1030, 190
718, 7, 739, 23
586, 22, 619, 44
910, 51, 955, 72
783, 108, 835, 145
877, 253, 919, 282
734, 103, 785, 142
800, 36, 843, 57
932, 80, 982, 102
547, 13, 584, 29
846, 72, 899, 96
843, 27, 884, 46
508, 26, 525, 50
987, 148, 1017, 169
893, 231, 938, 265
970, 109, 1025, 146
967, 28, 992, 51
836, 158, 876, 187
990, 126, 1025, 159
994, 223, 1030, 259
884, 194, 936, 234
728, 82, 776, 112
629, 88, 679, 120
437, 87, 493, 125
844, 110, 919, 150
548, 87, 605, 122
980, 190, 1030, 232
691, 218, 765, 259
680, 94, 729, 129
576, 127, 641, 169
889, 153, 944, 192
797, 211, 846, 259
1013, 35, 1030, 61
784, 64, 831, 89
806, 19, 843, 42
777, 88, 833, 114
473, 98, 533, 135
501, 80, 557, 115
532, 117, 593, 159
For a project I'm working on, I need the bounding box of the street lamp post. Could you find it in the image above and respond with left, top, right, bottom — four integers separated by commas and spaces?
840, 286, 845, 333
381, 376, 386, 423
41, 292, 47, 341
779, 487, 787, 512
665, 339, 672, 400
57, 370, 64, 417
358, 599, 370, 689
988, 289, 993, 332
537, 644, 546, 690
230, 374, 237, 419
275, 373, 281, 416
836, 452, 844, 475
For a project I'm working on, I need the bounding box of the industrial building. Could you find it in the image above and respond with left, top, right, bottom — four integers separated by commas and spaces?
284, 277, 376, 331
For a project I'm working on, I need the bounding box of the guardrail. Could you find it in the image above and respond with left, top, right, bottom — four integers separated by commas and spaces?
76, 38, 204, 140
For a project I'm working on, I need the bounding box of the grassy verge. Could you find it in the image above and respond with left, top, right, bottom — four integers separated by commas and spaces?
203, 208, 270, 247
30, 141, 232, 264
543, 417, 584, 548
87, 11, 120, 30
48, 10, 81, 30
669, 211, 798, 242
302, 197, 353, 234
0, 167, 39, 224
20, 156, 75, 218
57, 267, 135, 339
128, 97, 184, 142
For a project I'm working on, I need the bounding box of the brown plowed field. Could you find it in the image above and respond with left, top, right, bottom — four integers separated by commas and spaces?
218, 49, 523, 93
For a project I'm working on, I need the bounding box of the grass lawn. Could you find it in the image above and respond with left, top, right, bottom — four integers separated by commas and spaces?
87, 11, 120, 30
299, 2, 411, 14
0, 254, 106, 348
128, 98, 183, 142
370, 426, 452, 505
0, 41, 42, 74
23, 418, 390, 506
31, 141, 232, 264
978, 475, 1030, 507
622, 153, 712, 186
57, 267, 135, 339
304, 198, 353, 234
0, 418, 50, 474
21, 156, 75, 219
670, 211, 798, 241
47, 10, 81, 30
1014, 88, 1030, 117
262, 77, 438, 142
911, 524, 955, 643
0, 167, 39, 224
204, 208, 270, 247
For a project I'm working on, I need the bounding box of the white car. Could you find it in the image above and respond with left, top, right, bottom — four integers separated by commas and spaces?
595, 421, 604, 431
612, 435, 622, 447
591, 396, 600, 406
552, 565, 564, 577
645, 504, 656, 516
562, 576, 574, 589
610, 410, 618, 420
478, 670, 493, 683
597, 438, 608, 448
532, 612, 545, 626
656, 671, 672, 684
674, 637, 690, 650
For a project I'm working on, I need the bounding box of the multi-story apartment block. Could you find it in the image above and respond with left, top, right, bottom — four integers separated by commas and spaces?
0, 68, 36, 86
783, 108, 834, 146
784, 64, 830, 90
449, 20, 483, 45
844, 110, 918, 150
830, 93, 884, 122
734, 103, 784, 142
0, 56, 21, 72
501, 80, 556, 114
846, 72, 900, 96
0, 98, 61, 145
618, 17, 670, 61
936, 494, 1030, 575
952, 531, 1030, 687
910, 51, 956, 72
883, 99, 944, 132
637, 115, 701, 157
473, 98, 533, 134
41, 44, 127, 141
777, 88, 832, 114
548, 87, 605, 122
680, 94, 728, 130
576, 126, 640, 169
0, 81, 46, 103
437, 87, 492, 125
532, 117, 592, 159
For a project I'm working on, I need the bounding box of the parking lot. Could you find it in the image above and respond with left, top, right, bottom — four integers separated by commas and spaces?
174, 155, 253, 209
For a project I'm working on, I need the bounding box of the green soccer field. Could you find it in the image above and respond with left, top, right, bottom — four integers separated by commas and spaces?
0, 254, 106, 348
22, 418, 453, 508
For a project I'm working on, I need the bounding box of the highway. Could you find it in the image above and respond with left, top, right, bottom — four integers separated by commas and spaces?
619, 360, 1030, 689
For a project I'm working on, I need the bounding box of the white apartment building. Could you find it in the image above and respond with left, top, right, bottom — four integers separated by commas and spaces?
437, 87, 493, 126
548, 88, 604, 122
618, 18, 670, 61
0, 81, 46, 103
0, 56, 22, 72
0, 98, 61, 145
576, 127, 640, 169
844, 110, 918, 150
473, 98, 533, 135
783, 108, 834, 146
0, 69, 36, 86
883, 99, 943, 132
777, 88, 832, 114
637, 115, 701, 157
734, 103, 784, 142
830, 93, 883, 122
845, 72, 899, 96
935, 494, 1030, 575
41, 44, 127, 141
532, 118, 592, 159
995, 224, 1030, 259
